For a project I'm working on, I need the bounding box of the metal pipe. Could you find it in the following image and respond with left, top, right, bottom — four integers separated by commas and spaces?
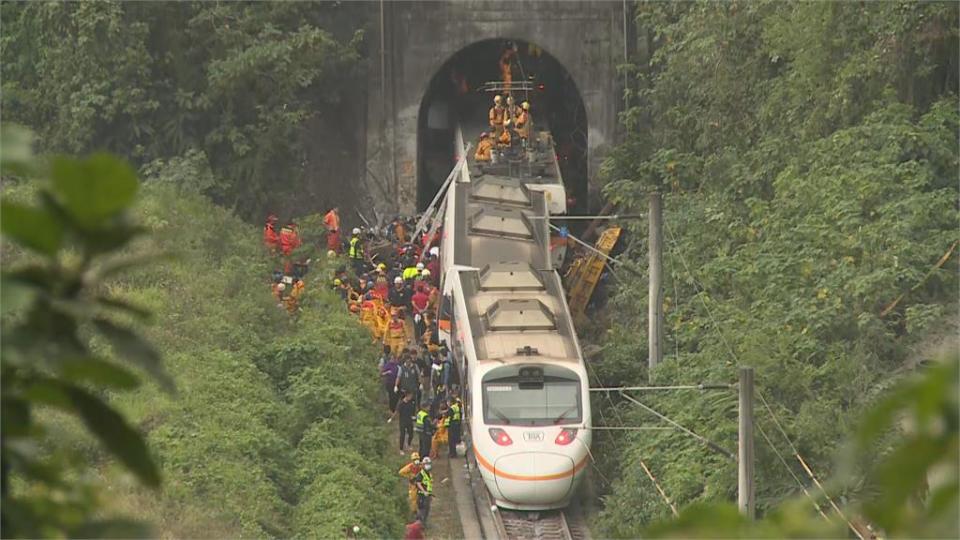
528, 214, 645, 220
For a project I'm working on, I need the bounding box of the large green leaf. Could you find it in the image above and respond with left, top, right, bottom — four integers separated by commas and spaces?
93, 318, 174, 392
0, 201, 64, 255
63, 384, 160, 487
50, 154, 139, 228
60, 358, 141, 390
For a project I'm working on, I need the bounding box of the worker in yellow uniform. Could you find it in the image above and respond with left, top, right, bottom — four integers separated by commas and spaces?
385, 311, 407, 355
348, 227, 365, 274
398, 451, 422, 515
475, 132, 493, 162
359, 293, 378, 335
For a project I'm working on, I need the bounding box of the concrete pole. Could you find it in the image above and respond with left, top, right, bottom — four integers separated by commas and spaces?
738, 366, 755, 519
648, 191, 663, 372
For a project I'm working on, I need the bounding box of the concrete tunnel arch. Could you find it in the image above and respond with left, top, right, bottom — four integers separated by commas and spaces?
416, 38, 589, 213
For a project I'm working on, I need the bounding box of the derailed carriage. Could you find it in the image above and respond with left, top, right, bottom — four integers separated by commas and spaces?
437, 126, 591, 510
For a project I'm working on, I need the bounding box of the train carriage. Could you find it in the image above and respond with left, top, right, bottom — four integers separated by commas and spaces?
436, 126, 591, 510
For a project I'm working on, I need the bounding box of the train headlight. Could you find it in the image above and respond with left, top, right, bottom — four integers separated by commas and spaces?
554, 428, 578, 446
489, 428, 513, 446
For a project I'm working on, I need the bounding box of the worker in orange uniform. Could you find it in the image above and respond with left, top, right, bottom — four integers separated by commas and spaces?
359, 293, 378, 335
498, 119, 513, 147
385, 310, 407, 355
263, 214, 280, 253
516, 101, 531, 142
488, 94, 505, 134
475, 132, 493, 162
324, 207, 341, 253
505, 95, 520, 123
279, 221, 301, 256
398, 450, 422, 515
499, 43, 516, 92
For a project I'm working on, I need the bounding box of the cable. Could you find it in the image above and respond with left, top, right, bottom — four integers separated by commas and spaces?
756, 422, 831, 522
618, 391, 735, 461
584, 359, 679, 516
756, 391, 864, 540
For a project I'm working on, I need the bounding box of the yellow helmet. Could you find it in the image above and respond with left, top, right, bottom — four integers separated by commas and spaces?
410, 452, 421, 461
334, 278, 342, 286
522, 101, 530, 110
494, 95, 502, 104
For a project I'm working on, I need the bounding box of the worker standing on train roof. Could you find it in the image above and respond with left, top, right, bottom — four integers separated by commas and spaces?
516, 101, 531, 142
505, 95, 520, 123
263, 214, 280, 253
489, 95, 506, 133
414, 457, 434, 525
348, 227, 365, 274
498, 118, 514, 147
475, 132, 493, 162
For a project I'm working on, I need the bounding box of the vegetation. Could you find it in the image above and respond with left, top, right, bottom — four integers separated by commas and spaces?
591, 1, 958, 536
0, 1, 367, 218
2, 143, 406, 537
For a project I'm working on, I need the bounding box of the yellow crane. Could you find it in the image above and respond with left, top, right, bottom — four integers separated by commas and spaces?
564, 226, 622, 319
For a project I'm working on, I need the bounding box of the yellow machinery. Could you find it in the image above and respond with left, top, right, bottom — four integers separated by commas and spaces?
564, 226, 622, 319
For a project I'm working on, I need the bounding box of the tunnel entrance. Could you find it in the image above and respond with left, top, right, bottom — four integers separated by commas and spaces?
417, 39, 588, 213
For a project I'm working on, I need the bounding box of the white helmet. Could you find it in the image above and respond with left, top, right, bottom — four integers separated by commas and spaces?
327, 250, 336, 258
421, 269, 431, 277
416, 263, 424, 270
429, 246, 439, 257
394, 276, 403, 284
277, 283, 286, 291
352, 227, 361, 235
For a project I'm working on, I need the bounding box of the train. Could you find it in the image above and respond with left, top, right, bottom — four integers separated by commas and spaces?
435, 119, 591, 511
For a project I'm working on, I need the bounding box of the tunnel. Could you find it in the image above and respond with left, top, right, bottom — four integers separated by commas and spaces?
417, 39, 588, 213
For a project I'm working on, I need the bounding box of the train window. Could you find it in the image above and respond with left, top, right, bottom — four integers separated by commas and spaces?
482, 375, 581, 427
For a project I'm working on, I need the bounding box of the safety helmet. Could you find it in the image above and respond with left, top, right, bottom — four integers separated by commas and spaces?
429, 246, 440, 257
504, 119, 512, 127
277, 283, 286, 291
421, 269, 430, 277
480, 132, 489, 139
494, 95, 502, 104
506, 95, 515, 105
416, 263, 424, 270
267, 214, 278, 222
378, 263, 387, 271
421, 457, 432, 465
394, 276, 403, 284
327, 250, 336, 257
411, 452, 421, 462
522, 101, 530, 110
334, 278, 342, 286
352, 227, 361, 235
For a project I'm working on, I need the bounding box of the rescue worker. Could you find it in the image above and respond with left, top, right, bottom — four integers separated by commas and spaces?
396, 356, 421, 411
516, 101, 531, 142
488, 94, 506, 133
263, 214, 280, 253
324, 207, 341, 254
285, 278, 304, 315
447, 395, 462, 458
411, 283, 430, 339
374, 301, 391, 341
414, 457, 434, 525
348, 227, 365, 274
398, 451, 422, 515
505, 95, 520, 123
385, 310, 407, 355
404, 520, 425, 540
431, 402, 449, 459
414, 402, 434, 459
499, 43, 516, 92
389, 276, 411, 310
272, 281, 286, 303
373, 265, 390, 299
360, 293, 378, 336
279, 221, 301, 256
498, 118, 513, 147
380, 349, 401, 412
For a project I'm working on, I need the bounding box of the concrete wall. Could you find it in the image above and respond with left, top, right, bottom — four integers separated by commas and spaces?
365, 0, 628, 215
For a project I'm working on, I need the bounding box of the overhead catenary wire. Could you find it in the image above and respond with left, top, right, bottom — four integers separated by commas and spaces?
619, 391, 735, 461
663, 220, 865, 538
756, 422, 832, 522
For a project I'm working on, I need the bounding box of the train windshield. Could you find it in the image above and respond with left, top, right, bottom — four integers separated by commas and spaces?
482, 375, 581, 427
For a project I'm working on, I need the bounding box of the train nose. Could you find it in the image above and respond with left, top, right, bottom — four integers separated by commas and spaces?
494, 452, 574, 505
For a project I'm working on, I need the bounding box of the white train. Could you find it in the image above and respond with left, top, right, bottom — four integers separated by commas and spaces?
436, 126, 591, 510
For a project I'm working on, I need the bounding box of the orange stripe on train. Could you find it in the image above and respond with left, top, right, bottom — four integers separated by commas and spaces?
473, 446, 589, 481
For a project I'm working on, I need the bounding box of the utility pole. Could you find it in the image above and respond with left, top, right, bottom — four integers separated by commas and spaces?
648, 191, 663, 371
738, 366, 755, 519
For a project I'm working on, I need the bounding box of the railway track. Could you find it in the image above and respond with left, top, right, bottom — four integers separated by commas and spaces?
496, 510, 583, 540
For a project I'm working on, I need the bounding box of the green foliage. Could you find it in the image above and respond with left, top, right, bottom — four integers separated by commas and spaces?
1, 125, 165, 537
0, 1, 366, 217
594, 1, 958, 535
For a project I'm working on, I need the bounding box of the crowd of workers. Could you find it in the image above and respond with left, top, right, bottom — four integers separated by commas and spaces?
263, 207, 461, 536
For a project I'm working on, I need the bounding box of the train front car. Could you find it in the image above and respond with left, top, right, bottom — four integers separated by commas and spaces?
438, 125, 591, 510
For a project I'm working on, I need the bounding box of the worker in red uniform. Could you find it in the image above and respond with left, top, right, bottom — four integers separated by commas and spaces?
411, 283, 430, 340
263, 214, 279, 253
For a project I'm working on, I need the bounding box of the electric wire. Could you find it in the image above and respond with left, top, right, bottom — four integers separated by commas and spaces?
756, 422, 832, 522
618, 391, 735, 461
663, 218, 864, 537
